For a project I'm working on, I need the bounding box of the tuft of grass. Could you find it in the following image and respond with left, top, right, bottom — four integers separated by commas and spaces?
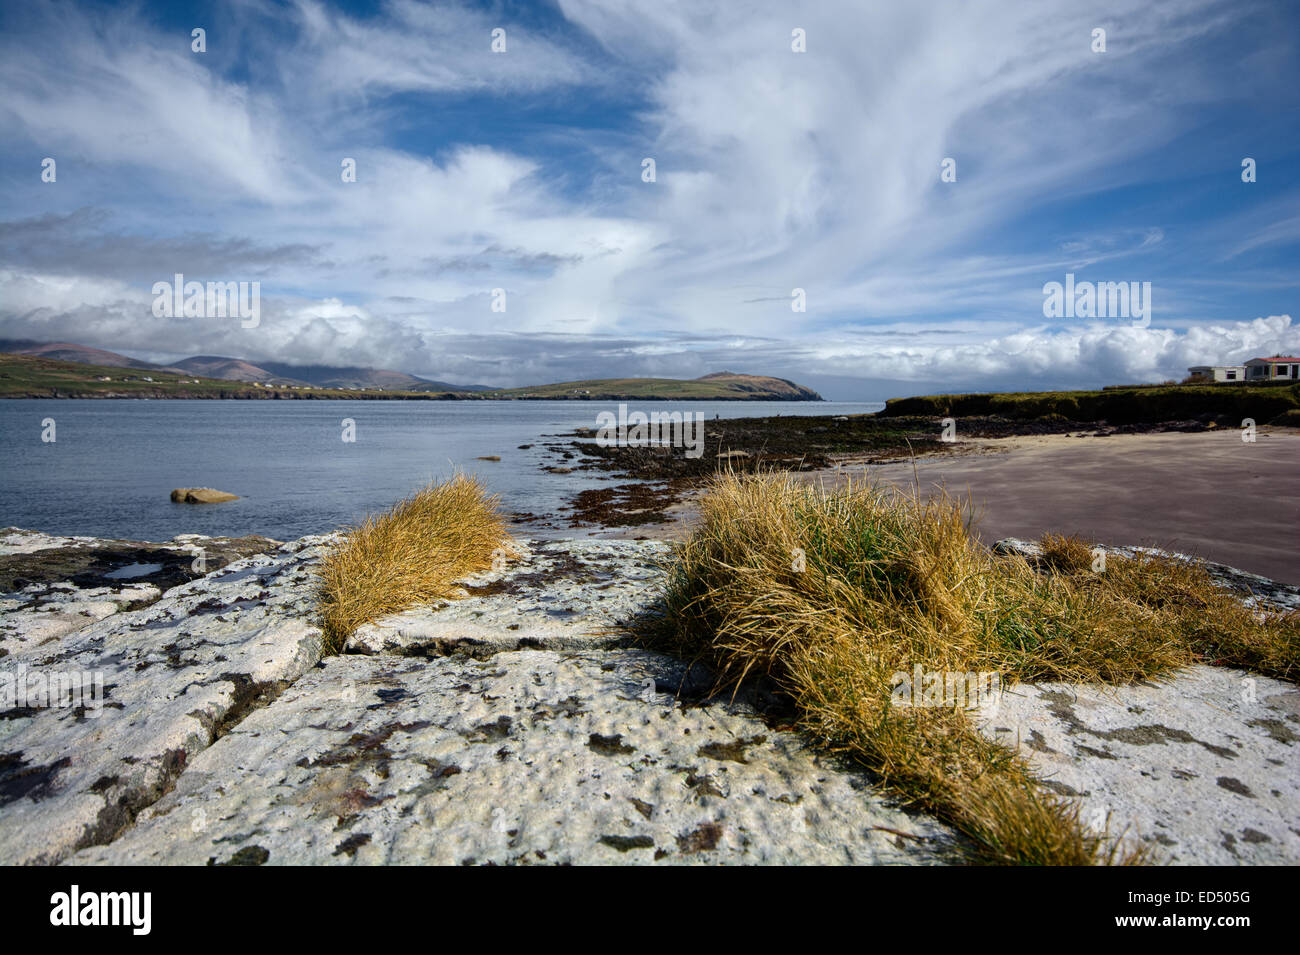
1033, 535, 1299, 683
640, 473, 1296, 864
316, 475, 511, 653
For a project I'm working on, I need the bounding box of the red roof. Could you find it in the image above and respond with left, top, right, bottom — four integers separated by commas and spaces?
1248, 356, 1300, 363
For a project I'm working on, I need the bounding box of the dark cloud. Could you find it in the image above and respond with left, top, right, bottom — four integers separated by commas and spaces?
0, 209, 324, 281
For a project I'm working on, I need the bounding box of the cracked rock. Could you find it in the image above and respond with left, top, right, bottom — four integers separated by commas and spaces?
68, 650, 960, 865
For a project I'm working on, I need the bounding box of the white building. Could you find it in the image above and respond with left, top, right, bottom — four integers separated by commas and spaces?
1187, 364, 1246, 382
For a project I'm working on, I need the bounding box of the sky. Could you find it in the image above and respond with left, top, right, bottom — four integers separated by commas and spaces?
1, 0, 1297, 400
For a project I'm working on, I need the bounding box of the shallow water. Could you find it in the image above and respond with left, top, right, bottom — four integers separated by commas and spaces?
0, 399, 880, 541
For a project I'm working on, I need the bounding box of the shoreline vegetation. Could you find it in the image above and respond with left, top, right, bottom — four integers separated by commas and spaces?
316, 475, 513, 653
305, 473, 1299, 865
638, 473, 1299, 864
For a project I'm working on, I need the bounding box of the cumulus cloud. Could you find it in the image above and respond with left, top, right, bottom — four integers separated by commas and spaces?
0, 0, 1296, 398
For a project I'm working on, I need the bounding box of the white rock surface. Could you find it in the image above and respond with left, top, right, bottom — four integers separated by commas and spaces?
0, 529, 285, 660
0, 529, 115, 556
3, 530, 1297, 865
69, 650, 959, 865
1, 583, 161, 661
982, 666, 1299, 864
347, 539, 668, 655
0, 536, 332, 865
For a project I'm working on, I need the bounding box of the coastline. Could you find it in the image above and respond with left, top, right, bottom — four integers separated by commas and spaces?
599, 427, 1300, 585
3, 522, 1297, 865
0, 392, 827, 401
817, 427, 1300, 585
4, 423, 1297, 865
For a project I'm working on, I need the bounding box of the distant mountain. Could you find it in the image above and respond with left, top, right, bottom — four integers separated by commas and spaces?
170, 356, 306, 385
0, 340, 184, 374
490, 373, 823, 401
0, 340, 492, 392
0, 340, 820, 399
694, 371, 822, 400
254, 362, 493, 392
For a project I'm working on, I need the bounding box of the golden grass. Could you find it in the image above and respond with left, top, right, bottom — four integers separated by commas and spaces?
640, 473, 1298, 865
316, 474, 511, 653
1036, 533, 1299, 683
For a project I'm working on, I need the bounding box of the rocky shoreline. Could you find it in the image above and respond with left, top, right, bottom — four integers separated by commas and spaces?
2, 527, 1297, 865
543, 413, 1251, 529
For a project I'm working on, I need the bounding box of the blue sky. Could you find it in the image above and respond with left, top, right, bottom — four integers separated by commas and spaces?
1, 0, 1297, 399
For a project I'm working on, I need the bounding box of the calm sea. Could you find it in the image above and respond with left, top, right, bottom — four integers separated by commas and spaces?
0, 399, 881, 541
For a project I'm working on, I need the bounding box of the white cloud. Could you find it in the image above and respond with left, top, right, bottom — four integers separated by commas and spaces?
287, 0, 595, 97
0, 0, 1295, 398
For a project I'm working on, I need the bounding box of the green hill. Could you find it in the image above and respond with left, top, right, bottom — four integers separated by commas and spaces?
490, 372, 822, 401
0, 354, 460, 399
0, 354, 823, 401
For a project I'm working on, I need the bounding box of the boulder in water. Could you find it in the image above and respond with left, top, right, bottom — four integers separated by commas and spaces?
170, 488, 239, 504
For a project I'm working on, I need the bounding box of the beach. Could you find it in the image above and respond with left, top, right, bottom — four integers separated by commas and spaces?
626, 428, 1300, 586
830, 428, 1300, 585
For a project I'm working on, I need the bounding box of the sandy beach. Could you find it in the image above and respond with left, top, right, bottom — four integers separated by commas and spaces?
811, 427, 1300, 585
621, 428, 1299, 586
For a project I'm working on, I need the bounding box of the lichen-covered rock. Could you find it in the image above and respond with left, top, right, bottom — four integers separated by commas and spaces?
3, 529, 1296, 866
68, 650, 960, 865
347, 539, 668, 656
0, 530, 283, 661
981, 666, 1300, 864
0, 529, 118, 556
0, 582, 160, 660
0, 536, 334, 865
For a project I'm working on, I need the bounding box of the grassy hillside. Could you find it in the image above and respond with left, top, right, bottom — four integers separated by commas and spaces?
0, 353, 461, 399
0, 354, 823, 401
881, 381, 1300, 424
490, 374, 822, 401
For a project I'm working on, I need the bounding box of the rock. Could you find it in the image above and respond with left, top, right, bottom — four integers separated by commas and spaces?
2, 528, 1296, 865
980, 666, 1300, 864
170, 488, 239, 504
0, 531, 283, 659
346, 539, 667, 656
0, 536, 334, 865
0, 529, 116, 555
67, 650, 959, 865
1, 583, 160, 660
475, 456, 501, 462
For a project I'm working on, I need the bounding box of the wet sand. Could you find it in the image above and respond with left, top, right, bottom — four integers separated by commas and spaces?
816, 428, 1300, 585
614, 428, 1299, 586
